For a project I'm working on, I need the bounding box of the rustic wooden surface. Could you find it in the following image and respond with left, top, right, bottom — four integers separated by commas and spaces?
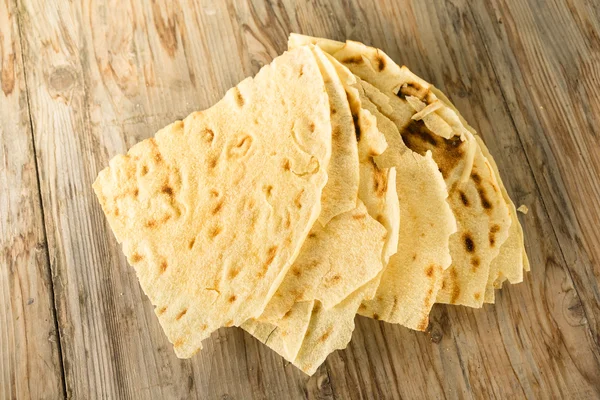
1, 0, 599, 398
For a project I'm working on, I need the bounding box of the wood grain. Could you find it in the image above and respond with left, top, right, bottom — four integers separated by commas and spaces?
0, 0, 64, 398
469, 0, 600, 349
4, 0, 600, 398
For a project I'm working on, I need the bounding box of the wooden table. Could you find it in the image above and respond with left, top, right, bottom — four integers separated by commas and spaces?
2, 0, 599, 398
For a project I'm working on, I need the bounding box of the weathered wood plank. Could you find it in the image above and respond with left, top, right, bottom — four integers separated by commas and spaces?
0, 0, 64, 398
15, 0, 600, 398
468, 0, 600, 349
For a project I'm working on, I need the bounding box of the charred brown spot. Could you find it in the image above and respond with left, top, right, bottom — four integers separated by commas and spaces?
459, 191, 469, 206
463, 233, 475, 253
343, 55, 364, 64
282, 309, 293, 319
228, 295, 237, 303
292, 267, 302, 277
353, 213, 367, 220
425, 287, 434, 307
417, 318, 429, 331
489, 224, 500, 247
474, 292, 481, 301
374, 52, 386, 71
234, 88, 244, 107
264, 246, 277, 271
174, 339, 184, 347
141, 165, 149, 175
425, 265, 435, 278
330, 274, 341, 284
359, 303, 367, 311
319, 327, 333, 342
331, 106, 337, 115
449, 267, 461, 304
228, 268, 240, 280
159, 261, 168, 274
281, 158, 291, 171
284, 214, 291, 229
131, 252, 143, 263
401, 120, 464, 179
294, 189, 304, 208
308, 232, 317, 239
471, 173, 481, 184
162, 185, 173, 197
176, 309, 187, 320
298, 65, 304, 77
208, 155, 218, 169
309, 122, 315, 133
188, 238, 196, 249
210, 189, 219, 197
264, 185, 273, 198
412, 253, 417, 261
397, 81, 428, 100
200, 324, 207, 330
133, 188, 139, 197
154, 152, 162, 163
478, 188, 492, 210
211, 200, 224, 215
471, 257, 481, 272
157, 306, 167, 315
145, 219, 157, 228
209, 225, 222, 239
202, 128, 214, 143
373, 313, 381, 320
391, 295, 399, 315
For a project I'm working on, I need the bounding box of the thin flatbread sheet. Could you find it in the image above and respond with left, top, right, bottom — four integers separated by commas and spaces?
93, 46, 332, 358
289, 34, 511, 307
290, 35, 456, 325
430, 86, 528, 300
356, 80, 454, 330
258, 47, 372, 323
244, 54, 399, 373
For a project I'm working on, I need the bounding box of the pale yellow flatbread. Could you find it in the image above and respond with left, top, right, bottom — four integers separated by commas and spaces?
244, 53, 399, 374
93, 46, 332, 358
312, 46, 360, 225
259, 201, 387, 322
429, 86, 528, 301
242, 300, 313, 361
355, 80, 455, 330
290, 35, 457, 327
289, 34, 512, 307
258, 47, 376, 323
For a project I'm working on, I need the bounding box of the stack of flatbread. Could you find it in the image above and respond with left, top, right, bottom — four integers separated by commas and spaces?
93, 35, 529, 375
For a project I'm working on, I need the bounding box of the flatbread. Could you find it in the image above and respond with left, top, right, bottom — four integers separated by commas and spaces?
430, 86, 528, 300
93, 46, 332, 358
244, 53, 399, 374
312, 46, 360, 225
242, 300, 313, 361
289, 34, 511, 307
258, 47, 375, 323
290, 35, 456, 327
259, 201, 387, 323
355, 80, 455, 330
